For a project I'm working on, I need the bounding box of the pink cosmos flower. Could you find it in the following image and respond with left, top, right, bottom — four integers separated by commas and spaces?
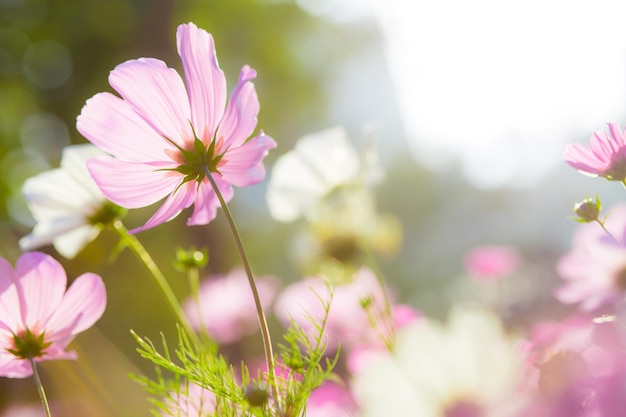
183, 268, 278, 344
563, 122, 626, 181
306, 381, 359, 417
555, 203, 626, 312
273, 268, 395, 353
77, 22, 276, 233
521, 314, 626, 416
463, 244, 522, 282
0, 252, 106, 378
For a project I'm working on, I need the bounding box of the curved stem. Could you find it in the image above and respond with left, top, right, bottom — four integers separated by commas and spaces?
29, 357, 52, 417
111, 220, 200, 347
202, 168, 278, 405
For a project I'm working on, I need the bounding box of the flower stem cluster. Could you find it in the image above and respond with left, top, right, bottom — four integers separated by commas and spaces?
169, 136, 225, 186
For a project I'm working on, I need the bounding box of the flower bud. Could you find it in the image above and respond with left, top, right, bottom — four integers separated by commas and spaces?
244, 382, 269, 407
572, 196, 601, 223
174, 247, 209, 271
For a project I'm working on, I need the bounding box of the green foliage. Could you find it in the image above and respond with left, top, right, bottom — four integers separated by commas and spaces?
131, 288, 339, 416
276, 286, 341, 416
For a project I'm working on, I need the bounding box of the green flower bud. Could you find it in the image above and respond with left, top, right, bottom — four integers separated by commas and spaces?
244, 382, 269, 407
572, 196, 601, 223
174, 247, 209, 271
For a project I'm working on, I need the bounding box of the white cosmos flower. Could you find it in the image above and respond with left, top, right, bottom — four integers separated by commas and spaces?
351, 307, 526, 417
266, 126, 381, 222
20, 144, 118, 259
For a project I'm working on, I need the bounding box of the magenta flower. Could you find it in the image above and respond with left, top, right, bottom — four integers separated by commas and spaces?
77, 22, 276, 233
0, 252, 106, 378
563, 122, 626, 181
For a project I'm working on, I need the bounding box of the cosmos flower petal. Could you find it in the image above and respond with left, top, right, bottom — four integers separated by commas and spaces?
0, 259, 20, 331
0, 253, 105, 378
15, 252, 67, 330
20, 217, 92, 253
108, 58, 192, 145
87, 157, 180, 208
293, 127, 360, 187
19, 144, 111, 259
0, 356, 33, 378
564, 123, 626, 180
177, 22, 226, 140
46, 272, 106, 335
220, 132, 276, 187
130, 182, 197, 233
52, 225, 102, 259
218, 65, 260, 149
22, 168, 101, 218
77, 92, 173, 162
266, 127, 361, 222
353, 307, 524, 417
563, 144, 604, 176
187, 178, 233, 226
79, 24, 272, 231
266, 150, 328, 222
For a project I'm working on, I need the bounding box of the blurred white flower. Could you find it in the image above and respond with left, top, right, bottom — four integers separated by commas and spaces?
351, 307, 525, 417
266, 126, 381, 222
20, 143, 120, 259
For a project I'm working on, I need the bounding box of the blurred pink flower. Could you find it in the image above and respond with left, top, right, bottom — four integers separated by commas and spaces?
463, 245, 521, 282
346, 304, 422, 375
0, 252, 106, 378
163, 382, 216, 417
273, 268, 395, 353
563, 122, 626, 181
183, 268, 278, 344
556, 203, 626, 312
77, 22, 275, 233
521, 314, 626, 416
306, 381, 358, 417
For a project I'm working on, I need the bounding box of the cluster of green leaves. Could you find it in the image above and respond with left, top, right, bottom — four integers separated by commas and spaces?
131, 288, 339, 417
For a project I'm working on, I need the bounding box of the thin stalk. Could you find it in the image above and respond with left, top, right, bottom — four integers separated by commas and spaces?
202, 167, 279, 405
363, 247, 395, 350
187, 267, 209, 341
29, 357, 52, 417
596, 219, 621, 246
111, 220, 200, 347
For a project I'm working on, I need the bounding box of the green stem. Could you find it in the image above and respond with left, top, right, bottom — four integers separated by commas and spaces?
29, 357, 52, 417
187, 267, 209, 342
202, 168, 279, 405
363, 247, 395, 350
111, 220, 200, 347
596, 219, 620, 246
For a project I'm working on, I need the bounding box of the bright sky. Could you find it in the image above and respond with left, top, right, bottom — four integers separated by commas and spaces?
298, 0, 626, 188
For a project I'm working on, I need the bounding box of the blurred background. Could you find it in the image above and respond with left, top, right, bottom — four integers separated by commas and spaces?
1, 0, 626, 415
